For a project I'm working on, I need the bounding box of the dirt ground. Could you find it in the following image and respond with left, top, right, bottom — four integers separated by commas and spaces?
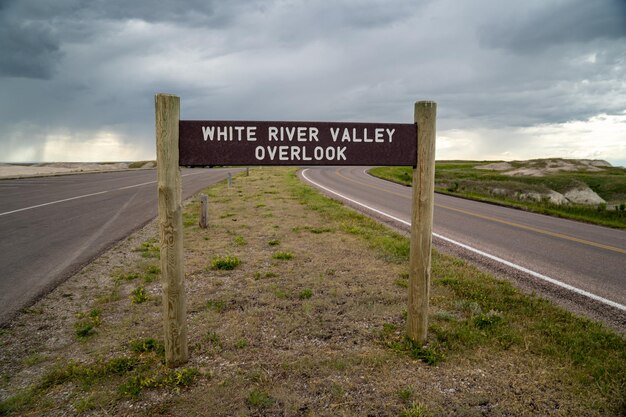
0, 167, 623, 416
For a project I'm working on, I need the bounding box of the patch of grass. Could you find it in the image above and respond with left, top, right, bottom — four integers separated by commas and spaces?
400, 402, 433, 417
246, 388, 273, 408
272, 251, 293, 260
273, 286, 288, 299
74, 309, 102, 339
210, 255, 241, 270
23, 353, 47, 367
235, 339, 248, 349
136, 239, 160, 259
205, 331, 222, 348
385, 336, 445, 366
395, 278, 408, 288
183, 211, 197, 227
298, 288, 313, 300
143, 264, 160, 283
398, 386, 414, 403
130, 286, 149, 304
114, 271, 140, 282
370, 163, 626, 229
129, 338, 164, 356
233, 235, 247, 246
206, 299, 226, 313
287, 171, 410, 263
119, 367, 199, 398
268, 239, 280, 246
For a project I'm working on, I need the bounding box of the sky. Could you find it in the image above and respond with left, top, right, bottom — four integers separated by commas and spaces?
1, 0, 625, 166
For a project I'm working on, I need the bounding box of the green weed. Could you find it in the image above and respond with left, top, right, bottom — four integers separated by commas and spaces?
74, 309, 102, 338
272, 251, 293, 260
136, 240, 160, 258
206, 299, 227, 313
129, 338, 164, 356
246, 389, 273, 408
400, 402, 433, 417
211, 255, 241, 270
143, 265, 160, 283
130, 286, 149, 304
298, 288, 313, 300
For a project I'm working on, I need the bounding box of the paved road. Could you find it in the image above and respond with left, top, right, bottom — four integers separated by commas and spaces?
301, 166, 626, 313
0, 168, 240, 325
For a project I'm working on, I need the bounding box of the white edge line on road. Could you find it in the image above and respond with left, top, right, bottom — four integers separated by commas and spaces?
0, 169, 222, 217
0, 191, 110, 217
301, 168, 626, 312
118, 180, 156, 190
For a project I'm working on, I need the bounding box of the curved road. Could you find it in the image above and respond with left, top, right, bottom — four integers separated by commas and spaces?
0, 168, 240, 325
301, 166, 626, 321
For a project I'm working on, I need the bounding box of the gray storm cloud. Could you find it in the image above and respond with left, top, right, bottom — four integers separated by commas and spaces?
0, 0, 624, 164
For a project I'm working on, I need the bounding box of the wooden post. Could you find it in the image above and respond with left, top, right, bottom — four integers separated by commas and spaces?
227, 172, 232, 188
155, 93, 188, 367
199, 193, 208, 229
246, 167, 249, 176
407, 101, 436, 344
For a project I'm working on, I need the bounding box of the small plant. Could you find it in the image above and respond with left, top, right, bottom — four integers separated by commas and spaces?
474, 310, 503, 329
206, 299, 226, 313
299, 288, 313, 300
234, 235, 247, 246
235, 339, 248, 349
74, 309, 102, 338
246, 389, 273, 408
143, 265, 160, 283
395, 278, 408, 288
211, 255, 241, 270
115, 271, 140, 282
206, 331, 222, 347
268, 239, 280, 246
400, 402, 433, 417
131, 286, 149, 304
129, 338, 164, 356
433, 310, 457, 322
265, 272, 278, 278
274, 287, 288, 299
272, 251, 293, 260
385, 337, 444, 366
136, 240, 160, 259
105, 357, 137, 375
398, 387, 414, 403
74, 322, 94, 338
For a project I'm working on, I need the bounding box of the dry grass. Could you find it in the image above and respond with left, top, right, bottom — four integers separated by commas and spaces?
0, 167, 624, 416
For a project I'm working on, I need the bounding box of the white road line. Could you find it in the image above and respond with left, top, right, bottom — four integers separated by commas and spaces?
301, 168, 626, 312
118, 180, 156, 190
0, 169, 215, 217
0, 191, 109, 217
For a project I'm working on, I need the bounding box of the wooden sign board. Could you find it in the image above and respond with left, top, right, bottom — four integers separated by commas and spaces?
156, 94, 436, 367
179, 121, 416, 166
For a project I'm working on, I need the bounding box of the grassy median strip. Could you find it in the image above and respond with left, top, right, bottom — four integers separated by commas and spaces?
370, 162, 626, 229
0, 167, 624, 416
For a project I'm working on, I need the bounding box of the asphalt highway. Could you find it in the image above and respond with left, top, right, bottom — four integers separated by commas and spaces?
301, 166, 626, 317
0, 168, 240, 325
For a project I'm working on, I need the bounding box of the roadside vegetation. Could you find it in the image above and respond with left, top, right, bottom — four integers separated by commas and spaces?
0, 167, 624, 416
370, 159, 626, 228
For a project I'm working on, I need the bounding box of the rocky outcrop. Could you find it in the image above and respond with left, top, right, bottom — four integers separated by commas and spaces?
563, 187, 606, 205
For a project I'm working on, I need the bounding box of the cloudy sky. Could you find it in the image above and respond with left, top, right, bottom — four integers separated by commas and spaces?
1, 0, 625, 165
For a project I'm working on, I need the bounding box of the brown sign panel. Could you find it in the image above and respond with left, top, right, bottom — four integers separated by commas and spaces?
179, 120, 416, 166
